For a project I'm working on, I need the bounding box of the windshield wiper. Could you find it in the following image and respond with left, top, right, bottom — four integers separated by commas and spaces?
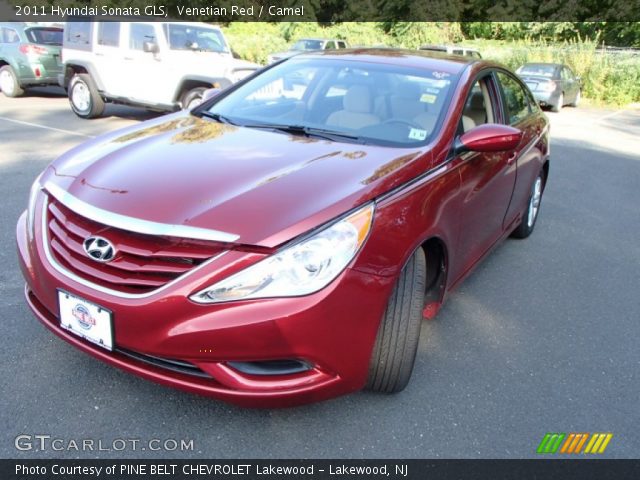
242, 123, 366, 144
197, 111, 237, 125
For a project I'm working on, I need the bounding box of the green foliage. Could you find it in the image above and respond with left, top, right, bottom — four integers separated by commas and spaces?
225, 22, 640, 105
471, 37, 640, 105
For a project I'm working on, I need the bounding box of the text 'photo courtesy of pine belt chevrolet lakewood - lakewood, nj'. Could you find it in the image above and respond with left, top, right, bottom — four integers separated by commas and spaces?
16, 46, 549, 407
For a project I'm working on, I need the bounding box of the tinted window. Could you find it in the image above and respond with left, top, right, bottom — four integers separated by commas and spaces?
517, 64, 556, 78
292, 39, 323, 51
325, 41, 336, 49
497, 72, 531, 125
97, 23, 120, 47
337, 41, 346, 49
67, 23, 91, 45
25, 28, 62, 45
129, 24, 156, 51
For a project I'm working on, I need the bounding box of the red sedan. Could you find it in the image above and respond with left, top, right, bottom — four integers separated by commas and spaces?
17, 49, 549, 407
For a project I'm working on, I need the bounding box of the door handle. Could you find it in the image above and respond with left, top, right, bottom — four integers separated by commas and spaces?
124, 57, 133, 61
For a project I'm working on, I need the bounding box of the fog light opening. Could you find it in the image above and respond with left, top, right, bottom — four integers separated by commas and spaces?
228, 359, 312, 376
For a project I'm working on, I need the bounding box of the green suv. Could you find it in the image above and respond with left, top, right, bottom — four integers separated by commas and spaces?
0, 22, 63, 97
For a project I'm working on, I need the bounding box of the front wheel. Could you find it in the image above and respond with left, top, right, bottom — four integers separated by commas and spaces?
366, 248, 426, 394
68, 74, 104, 119
512, 171, 544, 239
0, 65, 24, 97
182, 87, 206, 110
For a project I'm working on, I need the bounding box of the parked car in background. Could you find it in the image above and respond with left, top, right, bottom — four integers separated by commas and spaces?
516, 62, 581, 112
419, 44, 482, 59
18, 49, 550, 407
60, 21, 259, 118
0, 22, 63, 97
267, 38, 348, 63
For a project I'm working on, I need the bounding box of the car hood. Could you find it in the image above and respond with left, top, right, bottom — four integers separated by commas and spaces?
42, 112, 430, 248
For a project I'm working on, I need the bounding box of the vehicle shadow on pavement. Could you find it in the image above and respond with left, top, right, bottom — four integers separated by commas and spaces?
17, 87, 67, 98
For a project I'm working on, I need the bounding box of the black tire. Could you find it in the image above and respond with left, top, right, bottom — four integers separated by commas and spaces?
68, 73, 104, 119
0, 65, 24, 97
182, 87, 206, 110
551, 92, 563, 113
511, 170, 545, 239
366, 248, 426, 393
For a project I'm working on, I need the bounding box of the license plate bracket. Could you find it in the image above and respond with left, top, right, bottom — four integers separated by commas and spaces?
58, 290, 114, 351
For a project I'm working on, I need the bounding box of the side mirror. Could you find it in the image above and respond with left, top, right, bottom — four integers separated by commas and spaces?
456, 124, 522, 153
143, 41, 159, 54
202, 88, 222, 102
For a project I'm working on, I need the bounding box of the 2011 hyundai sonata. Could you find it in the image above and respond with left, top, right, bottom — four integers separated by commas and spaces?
17, 49, 549, 407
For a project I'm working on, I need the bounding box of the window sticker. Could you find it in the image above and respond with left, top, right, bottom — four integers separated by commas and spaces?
408, 128, 427, 141
420, 93, 437, 104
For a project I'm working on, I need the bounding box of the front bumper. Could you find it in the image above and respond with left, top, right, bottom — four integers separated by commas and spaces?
17, 205, 394, 407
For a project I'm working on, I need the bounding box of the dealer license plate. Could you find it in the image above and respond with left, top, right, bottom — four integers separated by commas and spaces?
58, 290, 113, 351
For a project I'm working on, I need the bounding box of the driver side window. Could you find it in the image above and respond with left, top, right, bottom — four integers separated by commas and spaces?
461, 77, 495, 133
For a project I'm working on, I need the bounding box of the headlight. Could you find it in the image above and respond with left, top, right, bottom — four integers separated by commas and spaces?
190, 203, 375, 304
27, 174, 43, 236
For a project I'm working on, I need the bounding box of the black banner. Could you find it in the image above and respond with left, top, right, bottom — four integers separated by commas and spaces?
1, 0, 640, 22
3, 459, 640, 480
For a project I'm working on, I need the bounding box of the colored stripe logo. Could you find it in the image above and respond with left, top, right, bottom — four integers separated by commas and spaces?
537, 433, 613, 454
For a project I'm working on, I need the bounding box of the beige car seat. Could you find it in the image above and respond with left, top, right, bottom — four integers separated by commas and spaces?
326, 85, 380, 129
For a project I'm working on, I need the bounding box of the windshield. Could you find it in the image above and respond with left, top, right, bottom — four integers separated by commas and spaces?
201, 57, 454, 147
518, 65, 556, 77
292, 40, 324, 51
163, 24, 228, 53
25, 28, 62, 45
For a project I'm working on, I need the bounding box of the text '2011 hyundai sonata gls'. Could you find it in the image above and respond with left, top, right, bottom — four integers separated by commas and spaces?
17, 49, 549, 407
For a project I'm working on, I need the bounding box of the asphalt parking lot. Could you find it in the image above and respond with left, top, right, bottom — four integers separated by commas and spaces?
1, 88, 639, 459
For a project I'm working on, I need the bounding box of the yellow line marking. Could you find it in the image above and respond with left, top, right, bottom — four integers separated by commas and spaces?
584, 434, 598, 454
598, 434, 613, 454
591, 434, 606, 453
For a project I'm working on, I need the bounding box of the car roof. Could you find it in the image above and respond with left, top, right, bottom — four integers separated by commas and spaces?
521, 62, 563, 67
295, 48, 478, 74
297, 38, 342, 42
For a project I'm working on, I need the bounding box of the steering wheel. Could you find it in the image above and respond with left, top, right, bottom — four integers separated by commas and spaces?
382, 118, 424, 130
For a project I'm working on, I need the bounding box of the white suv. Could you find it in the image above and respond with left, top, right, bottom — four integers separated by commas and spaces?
60, 21, 259, 118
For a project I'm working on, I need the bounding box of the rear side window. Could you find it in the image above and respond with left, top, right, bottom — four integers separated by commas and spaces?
66, 23, 91, 46
25, 28, 62, 45
496, 72, 531, 125
129, 24, 156, 51
97, 23, 120, 47
1, 27, 20, 44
